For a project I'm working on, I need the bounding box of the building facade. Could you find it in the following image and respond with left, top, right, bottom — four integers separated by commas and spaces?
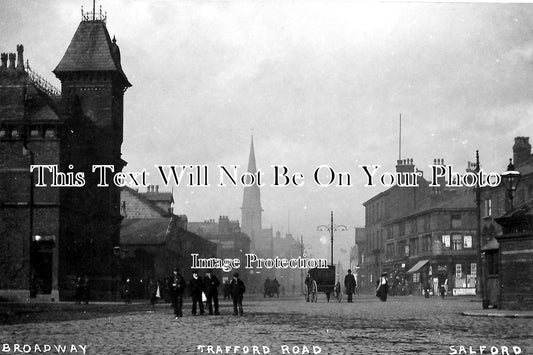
480, 137, 533, 309
0, 11, 130, 301
361, 158, 479, 296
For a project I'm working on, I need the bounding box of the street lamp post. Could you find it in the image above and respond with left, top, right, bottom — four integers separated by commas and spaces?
317, 211, 347, 266
501, 158, 521, 211
474, 150, 485, 307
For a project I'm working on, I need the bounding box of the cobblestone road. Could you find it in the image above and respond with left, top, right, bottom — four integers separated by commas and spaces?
1, 295, 532, 355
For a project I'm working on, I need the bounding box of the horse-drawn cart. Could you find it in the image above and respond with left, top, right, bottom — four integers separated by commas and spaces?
306, 265, 336, 302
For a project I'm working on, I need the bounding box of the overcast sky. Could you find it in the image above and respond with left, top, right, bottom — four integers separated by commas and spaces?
3, 0, 533, 261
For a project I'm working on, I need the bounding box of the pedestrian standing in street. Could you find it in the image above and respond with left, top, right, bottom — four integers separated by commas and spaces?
304, 271, 316, 302
223, 280, 231, 300
150, 279, 161, 305
82, 275, 90, 304
376, 272, 389, 302
171, 269, 185, 319
344, 269, 357, 303
189, 270, 205, 316
123, 278, 132, 304
74, 276, 83, 304
204, 269, 220, 315
230, 272, 245, 316
440, 278, 448, 299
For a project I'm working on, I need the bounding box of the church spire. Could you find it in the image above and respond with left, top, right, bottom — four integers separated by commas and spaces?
241, 134, 263, 252
247, 134, 257, 173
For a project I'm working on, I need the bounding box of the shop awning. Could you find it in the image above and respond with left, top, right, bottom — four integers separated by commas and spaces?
406, 260, 429, 274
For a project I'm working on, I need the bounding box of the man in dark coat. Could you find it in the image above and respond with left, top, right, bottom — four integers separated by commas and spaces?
82, 275, 90, 304
189, 270, 205, 315
344, 269, 357, 303
123, 278, 132, 304
171, 269, 185, 318
230, 272, 246, 316
272, 278, 280, 297
204, 269, 220, 315
304, 272, 313, 302
74, 276, 83, 304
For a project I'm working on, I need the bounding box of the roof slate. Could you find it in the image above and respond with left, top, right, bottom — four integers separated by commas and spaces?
120, 218, 172, 245
30, 105, 60, 121
53, 21, 130, 86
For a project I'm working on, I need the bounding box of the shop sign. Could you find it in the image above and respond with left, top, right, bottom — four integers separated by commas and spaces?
452, 288, 476, 296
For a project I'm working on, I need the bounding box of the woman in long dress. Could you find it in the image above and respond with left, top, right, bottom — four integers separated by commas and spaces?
376, 272, 389, 302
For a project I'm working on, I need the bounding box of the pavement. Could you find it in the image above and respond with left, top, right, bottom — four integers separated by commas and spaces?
1, 294, 532, 355
462, 309, 533, 318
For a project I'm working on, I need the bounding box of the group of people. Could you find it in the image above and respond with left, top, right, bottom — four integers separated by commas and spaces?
263, 277, 280, 297
345, 269, 390, 303
169, 269, 246, 319
304, 268, 390, 303
343, 269, 390, 303
74, 275, 90, 304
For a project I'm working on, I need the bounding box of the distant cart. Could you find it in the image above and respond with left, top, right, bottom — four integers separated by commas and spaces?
308, 266, 336, 302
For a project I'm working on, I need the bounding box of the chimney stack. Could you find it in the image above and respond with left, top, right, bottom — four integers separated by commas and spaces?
0, 53, 7, 69
16, 45, 24, 71
8, 53, 15, 69
396, 157, 415, 174
513, 137, 531, 168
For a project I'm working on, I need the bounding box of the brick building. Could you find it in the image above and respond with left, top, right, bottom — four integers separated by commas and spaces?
119, 186, 216, 300
0, 11, 130, 301
361, 159, 478, 296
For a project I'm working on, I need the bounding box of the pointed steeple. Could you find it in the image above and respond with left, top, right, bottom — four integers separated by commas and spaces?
242, 134, 263, 252
242, 134, 261, 210
247, 134, 257, 173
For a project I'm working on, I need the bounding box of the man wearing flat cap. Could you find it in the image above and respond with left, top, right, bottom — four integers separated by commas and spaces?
171, 268, 185, 319
204, 269, 220, 315
230, 272, 246, 316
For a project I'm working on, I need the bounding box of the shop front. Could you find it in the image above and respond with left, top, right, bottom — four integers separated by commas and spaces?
406, 259, 429, 296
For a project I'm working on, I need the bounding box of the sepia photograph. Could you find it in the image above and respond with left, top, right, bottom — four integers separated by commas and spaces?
1, 0, 532, 354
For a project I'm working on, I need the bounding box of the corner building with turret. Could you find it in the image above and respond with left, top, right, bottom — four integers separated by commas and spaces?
0, 9, 130, 301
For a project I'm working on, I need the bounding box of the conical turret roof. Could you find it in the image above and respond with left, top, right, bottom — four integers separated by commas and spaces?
53, 20, 131, 87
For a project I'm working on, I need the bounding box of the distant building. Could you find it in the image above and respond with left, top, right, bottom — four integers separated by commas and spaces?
272, 232, 302, 295
188, 216, 251, 286
0, 10, 130, 301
